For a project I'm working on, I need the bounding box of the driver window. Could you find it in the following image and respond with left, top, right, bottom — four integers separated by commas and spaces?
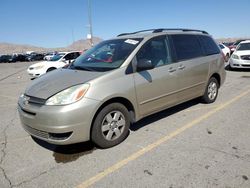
136, 36, 171, 68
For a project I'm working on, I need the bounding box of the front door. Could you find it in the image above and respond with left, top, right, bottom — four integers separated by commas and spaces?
133, 36, 179, 117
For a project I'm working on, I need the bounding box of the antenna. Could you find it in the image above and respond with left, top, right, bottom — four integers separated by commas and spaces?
87, 0, 93, 46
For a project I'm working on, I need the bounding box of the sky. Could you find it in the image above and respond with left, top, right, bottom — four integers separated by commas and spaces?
0, 0, 250, 48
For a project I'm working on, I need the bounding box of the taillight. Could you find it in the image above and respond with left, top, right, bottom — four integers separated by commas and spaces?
221, 52, 226, 63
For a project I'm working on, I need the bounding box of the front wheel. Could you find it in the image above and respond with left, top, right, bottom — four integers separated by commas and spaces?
202, 77, 219, 104
91, 103, 130, 148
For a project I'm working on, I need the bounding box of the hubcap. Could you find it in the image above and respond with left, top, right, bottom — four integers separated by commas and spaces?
208, 82, 217, 100
101, 111, 126, 141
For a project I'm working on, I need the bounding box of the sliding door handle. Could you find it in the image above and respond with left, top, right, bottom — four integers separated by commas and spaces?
178, 65, 185, 70
168, 67, 176, 73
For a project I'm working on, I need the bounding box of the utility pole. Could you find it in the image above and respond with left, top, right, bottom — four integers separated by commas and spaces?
87, 0, 93, 46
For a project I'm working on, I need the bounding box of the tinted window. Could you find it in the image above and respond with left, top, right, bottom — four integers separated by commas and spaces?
199, 35, 220, 55
237, 43, 250, 51
171, 34, 203, 61
136, 36, 171, 67
219, 44, 225, 49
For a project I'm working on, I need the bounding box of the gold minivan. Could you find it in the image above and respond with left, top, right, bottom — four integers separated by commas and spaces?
18, 29, 226, 148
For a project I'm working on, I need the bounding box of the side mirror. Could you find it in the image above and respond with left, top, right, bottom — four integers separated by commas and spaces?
137, 59, 154, 72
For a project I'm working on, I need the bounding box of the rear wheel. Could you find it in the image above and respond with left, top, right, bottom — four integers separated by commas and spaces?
91, 103, 130, 148
202, 77, 219, 104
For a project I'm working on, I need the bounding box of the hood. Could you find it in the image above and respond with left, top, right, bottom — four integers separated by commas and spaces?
25, 68, 106, 99
234, 50, 250, 56
29, 61, 47, 68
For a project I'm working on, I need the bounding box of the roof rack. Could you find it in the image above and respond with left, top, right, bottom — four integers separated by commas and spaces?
117, 28, 208, 37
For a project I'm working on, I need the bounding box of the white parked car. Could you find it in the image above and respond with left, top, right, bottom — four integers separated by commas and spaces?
229, 40, 250, 69
219, 43, 230, 62
27, 51, 81, 78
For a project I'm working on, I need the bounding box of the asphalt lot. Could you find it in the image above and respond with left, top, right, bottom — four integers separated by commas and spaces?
0, 62, 250, 188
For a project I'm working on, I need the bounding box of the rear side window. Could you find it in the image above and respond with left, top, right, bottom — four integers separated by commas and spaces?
171, 34, 203, 61
199, 35, 220, 55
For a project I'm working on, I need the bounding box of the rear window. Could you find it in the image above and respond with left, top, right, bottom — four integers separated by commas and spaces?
171, 34, 203, 61
199, 35, 220, 55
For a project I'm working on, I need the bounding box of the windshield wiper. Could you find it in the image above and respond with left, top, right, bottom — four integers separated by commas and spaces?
71, 65, 94, 71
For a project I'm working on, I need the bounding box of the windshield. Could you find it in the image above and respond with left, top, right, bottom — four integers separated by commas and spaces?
50, 53, 65, 61
237, 43, 250, 51
70, 38, 142, 72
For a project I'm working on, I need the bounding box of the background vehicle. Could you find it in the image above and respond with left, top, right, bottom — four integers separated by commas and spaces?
27, 51, 80, 78
11, 54, 27, 62
26, 53, 44, 61
229, 39, 250, 54
44, 52, 57, 61
0, 55, 13, 63
229, 40, 250, 69
19, 29, 225, 148
219, 43, 230, 62
222, 42, 234, 47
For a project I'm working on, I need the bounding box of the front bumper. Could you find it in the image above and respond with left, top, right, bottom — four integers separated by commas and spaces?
27, 68, 45, 78
229, 58, 250, 69
18, 95, 101, 145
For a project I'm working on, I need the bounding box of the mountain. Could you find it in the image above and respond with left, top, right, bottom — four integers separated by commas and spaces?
68, 37, 102, 51
0, 37, 102, 54
0, 42, 47, 54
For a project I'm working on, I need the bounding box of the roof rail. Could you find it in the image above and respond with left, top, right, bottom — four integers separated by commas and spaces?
153, 28, 208, 34
117, 29, 156, 37
117, 28, 208, 37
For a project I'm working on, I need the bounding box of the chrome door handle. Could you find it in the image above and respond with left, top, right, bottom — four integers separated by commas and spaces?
168, 68, 176, 73
178, 65, 185, 70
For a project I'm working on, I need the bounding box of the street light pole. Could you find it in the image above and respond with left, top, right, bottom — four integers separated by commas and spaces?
87, 0, 93, 46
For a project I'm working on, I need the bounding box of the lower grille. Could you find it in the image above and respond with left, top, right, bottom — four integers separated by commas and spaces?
242, 64, 250, 67
23, 124, 49, 139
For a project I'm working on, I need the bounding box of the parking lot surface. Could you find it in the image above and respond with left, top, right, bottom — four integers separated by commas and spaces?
0, 62, 250, 188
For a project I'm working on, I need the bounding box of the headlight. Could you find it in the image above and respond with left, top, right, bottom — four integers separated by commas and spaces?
232, 54, 239, 59
46, 84, 90, 105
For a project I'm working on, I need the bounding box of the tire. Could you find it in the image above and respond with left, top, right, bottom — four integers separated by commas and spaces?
228, 62, 235, 71
202, 77, 219, 104
225, 54, 230, 62
91, 103, 130, 148
46, 67, 56, 72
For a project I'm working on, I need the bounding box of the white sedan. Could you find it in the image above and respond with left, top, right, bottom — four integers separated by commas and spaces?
27, 51, 80, 78
229, 40, 250, 69
219, 43, 230, 62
